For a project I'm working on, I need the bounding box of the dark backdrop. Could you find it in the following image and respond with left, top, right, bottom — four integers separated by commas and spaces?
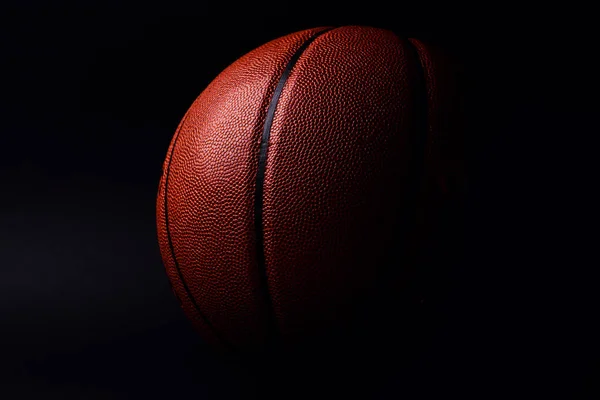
1, 2, 595, 399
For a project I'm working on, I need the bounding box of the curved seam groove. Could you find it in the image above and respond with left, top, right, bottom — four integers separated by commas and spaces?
382, 36, 430, 304
403, 37, 430, 223
254, 27, 336, 346
163, 112, 237, 352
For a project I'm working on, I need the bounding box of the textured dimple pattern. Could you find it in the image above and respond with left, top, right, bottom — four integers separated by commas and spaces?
156, 25, 461, 353
156, 27, 329, 352
262, 27, 421, 341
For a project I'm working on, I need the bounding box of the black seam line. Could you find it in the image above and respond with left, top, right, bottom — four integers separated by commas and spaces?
399, 38, 430, 253
254, 27, 336, 345
163, 112, 237, 352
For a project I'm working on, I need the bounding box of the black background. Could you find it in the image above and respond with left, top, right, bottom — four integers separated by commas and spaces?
1, 2, 596, 399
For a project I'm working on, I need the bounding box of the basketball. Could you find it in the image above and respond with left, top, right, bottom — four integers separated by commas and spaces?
156, 25, 463, 356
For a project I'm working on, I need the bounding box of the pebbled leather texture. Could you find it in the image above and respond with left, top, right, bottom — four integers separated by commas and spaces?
263, 27, 419, 345
156, 26, 462, 355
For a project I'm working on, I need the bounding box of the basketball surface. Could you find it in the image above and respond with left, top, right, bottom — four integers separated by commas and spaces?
156, 25, 463, 356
